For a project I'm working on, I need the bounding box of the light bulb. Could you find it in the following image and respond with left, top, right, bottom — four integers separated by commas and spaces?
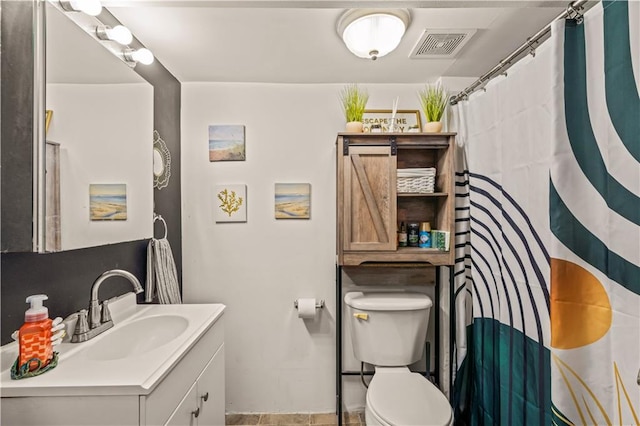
124, 48, 154, 65
66, 0, 102, 16
108, 26, 133, 45
97, 25, 133, 45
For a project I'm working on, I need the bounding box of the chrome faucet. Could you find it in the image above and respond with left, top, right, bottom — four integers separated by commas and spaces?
71, 269, 143, 343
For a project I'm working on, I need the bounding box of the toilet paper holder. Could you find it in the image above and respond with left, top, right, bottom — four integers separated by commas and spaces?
294, 299, 325, 309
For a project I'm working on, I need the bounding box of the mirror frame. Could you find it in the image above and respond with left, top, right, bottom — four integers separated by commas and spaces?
33, 0, 47, 252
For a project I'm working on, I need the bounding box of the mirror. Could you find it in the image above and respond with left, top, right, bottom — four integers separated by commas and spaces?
42, 2, 153, 252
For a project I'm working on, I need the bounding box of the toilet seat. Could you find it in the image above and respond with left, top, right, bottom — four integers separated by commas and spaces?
366, 368, 452, 426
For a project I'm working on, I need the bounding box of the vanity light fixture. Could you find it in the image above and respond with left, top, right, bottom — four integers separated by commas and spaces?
96, 25, 133, 45
59, 0, 102, 16
337, 9, 410, 60
123, 48, 154, 66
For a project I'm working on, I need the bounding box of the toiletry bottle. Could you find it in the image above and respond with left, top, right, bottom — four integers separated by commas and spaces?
398, 222, 408, 247
419, 222, 432, 248
408, 223, 420, 247
19, 295, 53, 372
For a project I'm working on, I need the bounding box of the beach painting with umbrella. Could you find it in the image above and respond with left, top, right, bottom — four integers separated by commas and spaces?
90, 183, 127, 220
275, 183, 310, 219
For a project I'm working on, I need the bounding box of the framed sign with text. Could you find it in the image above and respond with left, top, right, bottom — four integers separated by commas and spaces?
362, 109, 422, 133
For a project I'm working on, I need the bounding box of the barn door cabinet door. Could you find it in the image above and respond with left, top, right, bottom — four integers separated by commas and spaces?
336, 133, 456, 266
341, 144, 397, 252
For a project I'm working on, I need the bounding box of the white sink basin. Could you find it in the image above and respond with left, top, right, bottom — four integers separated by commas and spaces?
0, 293, 225, 397
83, 315, 189, 361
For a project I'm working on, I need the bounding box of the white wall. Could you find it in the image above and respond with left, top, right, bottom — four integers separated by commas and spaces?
47, 83, 154, 250
182, 83, 435, 413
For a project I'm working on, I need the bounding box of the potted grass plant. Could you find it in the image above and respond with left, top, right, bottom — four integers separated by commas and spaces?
418, 83, 448, 133
340, 84, 369, 133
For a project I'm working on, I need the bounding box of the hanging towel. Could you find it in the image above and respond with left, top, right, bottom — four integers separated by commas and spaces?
146, 235, 182, 304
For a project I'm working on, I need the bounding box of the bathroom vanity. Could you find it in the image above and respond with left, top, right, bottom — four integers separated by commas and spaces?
0, 294, 225, 426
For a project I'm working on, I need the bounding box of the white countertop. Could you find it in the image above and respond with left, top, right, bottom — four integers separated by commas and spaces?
0, 294, 225, 398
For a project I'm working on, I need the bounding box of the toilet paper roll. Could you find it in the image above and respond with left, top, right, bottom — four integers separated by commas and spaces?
297, 298, 317, 319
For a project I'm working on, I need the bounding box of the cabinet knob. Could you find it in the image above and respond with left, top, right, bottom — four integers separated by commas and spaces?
201, 392, 209, 402
192, 407, 200, 418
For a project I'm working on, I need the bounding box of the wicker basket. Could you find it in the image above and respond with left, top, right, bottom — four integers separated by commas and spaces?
397, 168, 436, 193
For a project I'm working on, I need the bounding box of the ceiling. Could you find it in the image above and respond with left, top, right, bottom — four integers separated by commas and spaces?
105, 1, 569, 85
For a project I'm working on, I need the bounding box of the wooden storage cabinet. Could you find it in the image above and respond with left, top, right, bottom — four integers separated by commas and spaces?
337, 133, 455, 266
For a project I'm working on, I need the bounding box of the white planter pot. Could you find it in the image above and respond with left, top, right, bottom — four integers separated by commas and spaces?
423, 121, 443, 133
346, 121, 364, 133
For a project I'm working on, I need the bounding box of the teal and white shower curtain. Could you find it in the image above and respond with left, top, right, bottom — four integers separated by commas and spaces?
451, 1, 639, 424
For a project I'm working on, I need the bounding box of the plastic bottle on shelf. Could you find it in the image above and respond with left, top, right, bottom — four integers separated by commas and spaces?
419, 222, 432, 248
18, 295, 53, 372
408, 223, 420, 247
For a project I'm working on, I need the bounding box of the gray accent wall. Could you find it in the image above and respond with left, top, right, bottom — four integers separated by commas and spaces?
0, 1, 181, 344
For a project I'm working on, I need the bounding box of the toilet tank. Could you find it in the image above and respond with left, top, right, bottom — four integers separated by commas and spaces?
344, 292, 432, 367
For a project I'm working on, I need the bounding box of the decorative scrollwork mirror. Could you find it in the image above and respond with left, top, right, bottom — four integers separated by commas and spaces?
153, 130, 171, 190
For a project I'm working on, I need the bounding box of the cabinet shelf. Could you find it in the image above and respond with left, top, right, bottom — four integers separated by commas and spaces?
397, 192, 448, 197
397, 247, 448, 253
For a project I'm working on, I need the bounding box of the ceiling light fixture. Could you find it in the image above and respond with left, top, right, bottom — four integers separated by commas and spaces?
96, 25, 133, 45
337, 9, 410, 61
123, 48, 155, 66
59, 0, 103, 16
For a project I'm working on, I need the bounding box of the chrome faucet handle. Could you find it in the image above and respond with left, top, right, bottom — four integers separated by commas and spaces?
101, 300, 112, 323
74, 309, 90, 335
89, 299, 101, 329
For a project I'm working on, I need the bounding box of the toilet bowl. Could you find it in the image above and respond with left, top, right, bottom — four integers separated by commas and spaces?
344, 292, 453, 426
364, 367, 452, 426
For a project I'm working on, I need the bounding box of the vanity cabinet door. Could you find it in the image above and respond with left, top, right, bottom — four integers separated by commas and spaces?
164, 344, 225, 426
165, 383, 198, 426
196, 344, 225, 426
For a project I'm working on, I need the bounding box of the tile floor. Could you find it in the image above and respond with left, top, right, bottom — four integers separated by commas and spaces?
225, 411, 365, 426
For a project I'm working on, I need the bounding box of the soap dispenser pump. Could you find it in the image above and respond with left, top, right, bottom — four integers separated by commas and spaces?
18, 295, 53, 372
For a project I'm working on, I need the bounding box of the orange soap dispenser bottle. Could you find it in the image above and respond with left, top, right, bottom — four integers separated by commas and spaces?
19, 295, 53, 372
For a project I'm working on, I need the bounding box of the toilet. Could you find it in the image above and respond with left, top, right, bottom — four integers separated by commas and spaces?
344, 291, 453, 426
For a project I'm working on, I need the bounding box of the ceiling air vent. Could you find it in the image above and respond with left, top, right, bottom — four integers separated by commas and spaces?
410, 29, 477, 58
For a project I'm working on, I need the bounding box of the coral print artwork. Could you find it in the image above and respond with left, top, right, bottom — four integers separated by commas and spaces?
215, 184, 247, 223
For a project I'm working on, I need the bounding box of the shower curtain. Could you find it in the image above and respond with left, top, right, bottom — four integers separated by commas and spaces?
550, 1, 639, 424
451, 1, 639, 424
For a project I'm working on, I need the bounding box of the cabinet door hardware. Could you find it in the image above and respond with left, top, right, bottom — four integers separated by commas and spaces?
389, 137, 397, 156
201, 392, 209, 402
192, 407, 200, 418
343, 138, 350, 155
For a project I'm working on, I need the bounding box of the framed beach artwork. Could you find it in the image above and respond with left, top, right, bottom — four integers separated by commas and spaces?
215, 184, 247, 223
89, 184, 127, 221
275, 183, 311, 219
208, 125, 245, 161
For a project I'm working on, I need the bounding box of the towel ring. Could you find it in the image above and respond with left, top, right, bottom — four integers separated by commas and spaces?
153, 214, 168, 239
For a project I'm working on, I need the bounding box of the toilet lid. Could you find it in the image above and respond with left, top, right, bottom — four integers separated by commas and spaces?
367, 372, 452, 426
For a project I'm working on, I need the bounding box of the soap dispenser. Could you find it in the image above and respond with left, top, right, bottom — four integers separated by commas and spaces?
18, 295, 53, 372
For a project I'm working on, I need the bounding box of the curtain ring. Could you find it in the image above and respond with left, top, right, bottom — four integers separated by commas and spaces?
566, 2, 584, 24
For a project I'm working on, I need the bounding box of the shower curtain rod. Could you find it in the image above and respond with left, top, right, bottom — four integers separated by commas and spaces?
449, 0, 590, 105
